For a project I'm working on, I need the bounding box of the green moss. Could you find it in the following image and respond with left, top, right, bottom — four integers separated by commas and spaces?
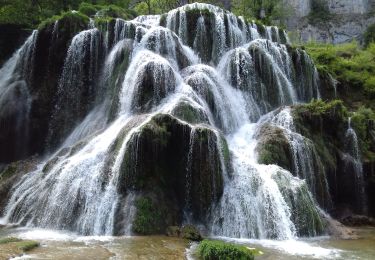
171, 102, 208, 124
254, 21, 266, 37
351, 106, 375, 158
0, 238, 39, 252
295, 99, 347, 118
257, 125, 293, 172
0, 164, 17, 181
0, 237, 22, 244
220, 137, 230, 166
304, 42, 375, 105
17, 241, 39, 252
38, 11, 89, 30
198, 240, 255, 260
181, 225, 202, 241
78, 3, 99, 17
132, 196, 163, 235
160, 14, 167, 27
96, 5, 135, 20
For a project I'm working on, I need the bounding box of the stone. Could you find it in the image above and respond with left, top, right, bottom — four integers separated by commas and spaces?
181, 225, 202, 241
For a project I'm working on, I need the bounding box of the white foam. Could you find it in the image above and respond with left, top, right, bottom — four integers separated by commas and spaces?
15, 229, 77, 241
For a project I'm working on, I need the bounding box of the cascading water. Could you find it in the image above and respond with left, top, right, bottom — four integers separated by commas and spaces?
0, 31, 38, 162
259, 107, 333, 210
344, 117, 368, 215
1, 3, 327, 239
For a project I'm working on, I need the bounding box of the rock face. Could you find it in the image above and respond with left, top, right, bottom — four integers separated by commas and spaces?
285, 0, 375, 44
327, 0, 370, 14
120, 114, 225, 230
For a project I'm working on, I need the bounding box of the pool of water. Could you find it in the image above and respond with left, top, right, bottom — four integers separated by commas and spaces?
0, 226, 374, 259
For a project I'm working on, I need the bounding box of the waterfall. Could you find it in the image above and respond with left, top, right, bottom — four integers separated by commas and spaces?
0, 31, 38, 162
46, 28, 102, 149
1, 3, 326, 239
344, 118, 368, 215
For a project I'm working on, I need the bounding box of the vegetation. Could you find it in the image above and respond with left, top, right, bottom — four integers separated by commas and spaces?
181, 225, 202, 241
364, 24, 375, 47
295, 99, 347, 118
198, 239, 256, 260
350, 106, 375, 160
0, 237, 39, 251
132, 196, 163, 235
0, 237, 22, 244
308, 0, 331, 24
231, 0, 292, 26
304, 42, 375, 103
38, 10, 90, 30
0, 0, 134, 28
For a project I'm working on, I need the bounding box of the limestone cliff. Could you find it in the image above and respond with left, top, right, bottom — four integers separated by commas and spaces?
285, 0, 375, 44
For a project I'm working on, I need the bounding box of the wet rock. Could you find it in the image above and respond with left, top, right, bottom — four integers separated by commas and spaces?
256, 123, 294, 172
166, 226, 181, 237
0, 157, 39, 213
341, 215, 375, 227
117, 113, 225, 228
181, 225, 202, 241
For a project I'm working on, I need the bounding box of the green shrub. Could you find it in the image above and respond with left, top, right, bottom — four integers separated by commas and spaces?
198, 240, 255, 260
308, 0, 331, 24
364, 24, 375, 47
296, 99, 347, 118
78, 2, 99, 17
38, 11, 89, 30
305, 42, 375, 100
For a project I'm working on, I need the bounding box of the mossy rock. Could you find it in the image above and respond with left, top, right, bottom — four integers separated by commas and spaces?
0, 158, 38, 212
198, 239, 255, 260
256, 123, 293, 172
181, 225, 202, 241
171, 100, 209, 124
273, 171, 326, 236
132, 196, 164, 235
166, 226, 181, 237
38, 11, 89, 31
118, 113, 225, 227
0, 237, 39, 259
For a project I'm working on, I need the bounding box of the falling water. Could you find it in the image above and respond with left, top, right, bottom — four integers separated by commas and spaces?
344, 117, 368, 215
1, 3, 326, 239
0, 31, 38, 161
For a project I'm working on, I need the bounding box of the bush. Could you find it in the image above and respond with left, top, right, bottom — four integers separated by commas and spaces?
198, 240, 255, 260
305, 42, 375, 99
309, 0, 331, 24
38, 11, 89, 30
364, 24, 375, 47
78, 3, 99, 17
296, 99, 347, 118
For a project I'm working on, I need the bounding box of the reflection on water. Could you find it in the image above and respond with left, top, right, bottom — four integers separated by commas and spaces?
0, 227, 374, 259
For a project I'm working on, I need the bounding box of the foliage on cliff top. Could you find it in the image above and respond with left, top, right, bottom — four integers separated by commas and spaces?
295, 99, 348, 119
305, 42, 375, 101
0, 0, 135, 28
38, 11, 90, 30
79, 2, 136, 20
